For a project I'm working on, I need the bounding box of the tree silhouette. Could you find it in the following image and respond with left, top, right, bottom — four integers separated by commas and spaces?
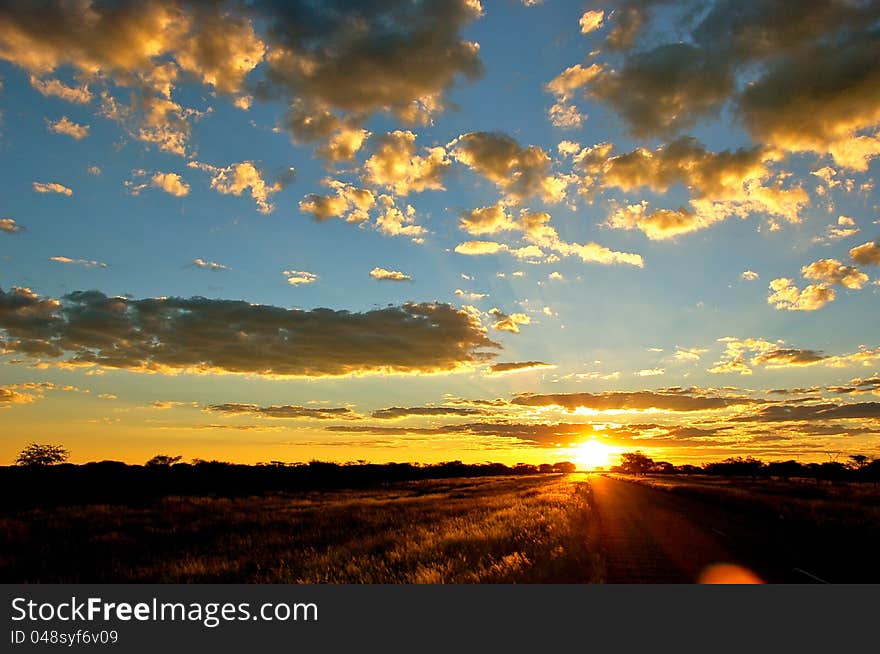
145, 454, 183, 466
15, 443, 70, 466
618, 451, 654, 475
848, 454, 870, 470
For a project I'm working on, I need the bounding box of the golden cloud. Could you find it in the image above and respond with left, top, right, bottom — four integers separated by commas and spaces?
370, 267, 412, 282
33, 181, 72, 196
47, 116, 89, 139
767, 278, 835, 312
850, 240, 880, 266
300, 179, 374, 223
363, 130, 449, 196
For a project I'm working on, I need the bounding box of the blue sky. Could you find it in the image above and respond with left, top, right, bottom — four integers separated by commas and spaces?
1, 0, 879, 467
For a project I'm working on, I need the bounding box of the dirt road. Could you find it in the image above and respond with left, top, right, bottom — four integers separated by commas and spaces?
589, 475, 827, 583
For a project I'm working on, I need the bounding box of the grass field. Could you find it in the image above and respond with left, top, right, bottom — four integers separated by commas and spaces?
0, 474, 602, 583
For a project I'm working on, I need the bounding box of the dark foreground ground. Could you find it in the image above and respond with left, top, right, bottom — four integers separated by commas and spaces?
2, 471, 878, 583
593, 474, 880, 583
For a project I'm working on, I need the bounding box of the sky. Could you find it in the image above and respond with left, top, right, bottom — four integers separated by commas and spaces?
1, 0, 879, 468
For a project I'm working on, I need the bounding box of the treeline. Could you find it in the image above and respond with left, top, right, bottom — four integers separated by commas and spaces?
0, 459, 577, 510
612, 452, 880, 481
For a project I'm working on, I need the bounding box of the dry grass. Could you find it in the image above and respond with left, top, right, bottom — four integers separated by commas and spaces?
0, 474, 601, 583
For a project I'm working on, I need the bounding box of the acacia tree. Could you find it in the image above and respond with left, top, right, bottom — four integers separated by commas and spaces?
145, 454, 183, 466
618, 451, 654, 475
15, 443, 70, 466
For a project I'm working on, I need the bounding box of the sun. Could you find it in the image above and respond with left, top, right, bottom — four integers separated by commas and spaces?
571, 440, 616, 471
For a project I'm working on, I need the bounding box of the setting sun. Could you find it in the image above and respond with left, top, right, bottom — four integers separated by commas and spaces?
572, 440, 617, 471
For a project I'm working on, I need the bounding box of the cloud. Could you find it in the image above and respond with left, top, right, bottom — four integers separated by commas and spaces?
2, 1, 485, 158
801, 259, 868, 290
512, 389, 763, 412
710, 337, 880, 375
0, 286, 499, 377
459, 203, 518, 236
375, 195, 426, 240
282, 101, 371, 163
850, 240, 880, 266
827, 377, 880, 396
47, 116, 89, 139
206, 403, 359, 420
0, 218, 23, 234
193, 259, 230, 272
370, 406, 487, 420
672, 347, 708, 363
557, 1, 880, 169
49, 256, 107, 269
489, 308, 530, 333
29, 76, 91, 104
299, 179, 374, 224
0, 386, 38, 405
485, 361, 555, 376
590, 43, 734, 137
370, 267, 412, 282
150, 172, 190, 197
816, 216, 860, 243
635, 368, 665, 377
767, 278, 835, 312
544, 63, 602, 129
736, 29, 880, 171
454, 289, 487, 301
448, 131, 569, 204
741, 270, 759, 281
283, 270, 317, 286
599, 138, 807, 238
455, 208, 643, 267
260, 0, 483, 119
0, 2, 265, 156
455, 241, 507, 256
33, 181, 72, 196
190, 161, 284, 214
732, 402, 880, 423
325, 421, 597, 447
151, 401, 188, 410
362, 130, 449, 196
579, 10, 605, 34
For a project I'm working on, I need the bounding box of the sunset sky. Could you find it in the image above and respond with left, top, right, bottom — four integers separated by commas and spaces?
1, 0, 879, 467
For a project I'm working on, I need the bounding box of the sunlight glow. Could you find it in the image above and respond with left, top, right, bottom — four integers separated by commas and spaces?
571, 440, 617, 470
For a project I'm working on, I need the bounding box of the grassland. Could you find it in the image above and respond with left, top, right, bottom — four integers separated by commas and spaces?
0, 474, 602, 583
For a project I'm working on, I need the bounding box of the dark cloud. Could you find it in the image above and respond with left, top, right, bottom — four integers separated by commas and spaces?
732, 402, 880, 423
485, 361, 554, 375
512, 389, 764, 412
370, 406, 487, 420
257, 0, 484, 121
0, 0, 484, 156
448, 131, 566, 204
827, 377, 880, 395
327, 421, 596, 446
590, 43, 734, 137
0, 286, 499, 377
753, 349, 827, 366
206, 403, 360, 419
574, 0, 880, 168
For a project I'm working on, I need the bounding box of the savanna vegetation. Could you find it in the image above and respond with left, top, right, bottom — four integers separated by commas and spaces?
0, 474, 601, 583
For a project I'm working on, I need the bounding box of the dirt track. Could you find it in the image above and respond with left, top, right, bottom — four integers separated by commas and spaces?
589, 475, 829, 583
